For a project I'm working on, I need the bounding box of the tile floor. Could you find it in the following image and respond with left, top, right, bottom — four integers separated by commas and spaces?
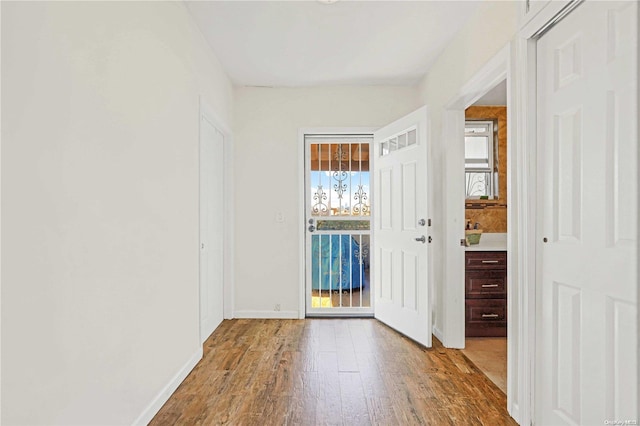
461, 337, 507, 393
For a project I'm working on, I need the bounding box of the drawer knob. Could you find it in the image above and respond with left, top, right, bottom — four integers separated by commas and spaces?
481, 314, 499, 318
481, 284, 499, 288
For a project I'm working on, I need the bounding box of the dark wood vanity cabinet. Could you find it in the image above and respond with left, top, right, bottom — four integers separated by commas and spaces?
465, 251, 507, 337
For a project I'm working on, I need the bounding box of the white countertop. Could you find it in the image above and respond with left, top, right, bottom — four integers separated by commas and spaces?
465, 232, 507, 251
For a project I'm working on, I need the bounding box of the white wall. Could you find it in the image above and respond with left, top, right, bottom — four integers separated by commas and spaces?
1, 2, 232, 424
415, 0, 519, 413
233, 86, 419, 316
418, 0, 518, 339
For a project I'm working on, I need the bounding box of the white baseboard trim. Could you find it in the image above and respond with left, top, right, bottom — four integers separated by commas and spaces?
234, 310, 300, 319
132, 347, 203, 426
432, 325, 444, 343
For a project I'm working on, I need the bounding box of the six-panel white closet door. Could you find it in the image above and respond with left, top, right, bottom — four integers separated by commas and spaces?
535, 1, 637, 423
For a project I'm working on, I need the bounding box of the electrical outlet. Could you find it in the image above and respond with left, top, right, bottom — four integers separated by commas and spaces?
274, 304, 281, 311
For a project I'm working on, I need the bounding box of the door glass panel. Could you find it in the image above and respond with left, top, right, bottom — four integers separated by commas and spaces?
398, 133, 407, 148
381, 141, 390, 156
389, 137, 398, 151
407, 129, 417, 145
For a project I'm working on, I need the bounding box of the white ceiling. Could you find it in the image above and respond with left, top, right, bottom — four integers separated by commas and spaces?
473, 79, 507, 106
186, 1, 481, 87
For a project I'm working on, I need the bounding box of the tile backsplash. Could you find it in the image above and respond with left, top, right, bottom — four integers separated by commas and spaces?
465, 207, 507, 233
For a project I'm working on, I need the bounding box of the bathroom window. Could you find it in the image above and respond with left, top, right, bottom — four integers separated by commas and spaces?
465, 120, 497, 198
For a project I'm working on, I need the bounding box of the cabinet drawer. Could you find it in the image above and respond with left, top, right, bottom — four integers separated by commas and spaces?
466, 271, 506, 298
465, 251, 506, 270
466, 299, 506, 323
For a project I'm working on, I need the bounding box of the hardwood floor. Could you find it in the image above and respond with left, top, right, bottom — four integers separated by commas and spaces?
150, 319, 516, 425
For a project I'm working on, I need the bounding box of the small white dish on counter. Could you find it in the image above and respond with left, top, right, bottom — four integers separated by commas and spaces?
465, 232, 507, 251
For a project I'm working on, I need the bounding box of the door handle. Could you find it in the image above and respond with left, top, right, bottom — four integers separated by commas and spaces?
415, 236, 426, 243
308, 225, 315, 232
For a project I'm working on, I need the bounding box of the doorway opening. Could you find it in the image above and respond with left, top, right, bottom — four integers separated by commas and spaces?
440, 44, 516, 416
300, 107, 432, 347
304, 134, 374, 316
459, 80, 508, 394
199, 105, 225, 343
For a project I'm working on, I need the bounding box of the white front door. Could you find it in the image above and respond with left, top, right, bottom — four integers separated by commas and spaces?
200, 114, 224, 343
536, 1, 637, 423
373, 106, 431, 347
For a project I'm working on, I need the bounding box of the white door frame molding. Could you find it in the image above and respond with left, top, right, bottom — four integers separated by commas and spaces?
297, 127, 377, 319
199, 97, 235, 326
441, 45, 510, 349
441, 43, 519, 417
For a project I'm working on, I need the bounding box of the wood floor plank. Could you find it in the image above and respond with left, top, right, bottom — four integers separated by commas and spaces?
355, 352, 390, 399
272, 351, 298, 396
336, 336, 359, 372
150, 319, 517, 426
315, 351, 343, 425
339, 372, 370, 426
365, 396, 399, 425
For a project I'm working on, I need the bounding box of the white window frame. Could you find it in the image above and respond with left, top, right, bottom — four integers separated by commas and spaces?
464, 120, 496, 198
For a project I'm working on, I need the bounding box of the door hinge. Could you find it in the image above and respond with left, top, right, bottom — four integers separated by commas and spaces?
460, 239, 466, 246
428, 218, 432, 226
428, 236, 432, 243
